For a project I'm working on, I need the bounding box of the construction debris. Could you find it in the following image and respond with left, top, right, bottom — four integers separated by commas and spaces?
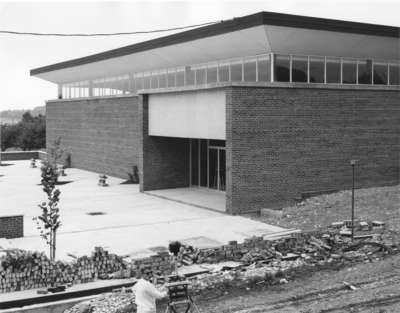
0, 219, 396, 295
64, 292, 136, 313
343, 281, 357, 290
60, 224, 399, 313
372, 221, 385, 229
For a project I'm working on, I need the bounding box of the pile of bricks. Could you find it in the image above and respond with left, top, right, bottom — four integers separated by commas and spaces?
177, 236, 280, 265
0, 247, 125, 293
131, 251, 174, 280
330, 220, 386, 236
0, 224, 394, 294
72, 247, 126, 283
176, 229, 392, 268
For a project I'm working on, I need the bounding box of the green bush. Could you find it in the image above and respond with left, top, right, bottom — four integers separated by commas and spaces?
1, 112, 45, 151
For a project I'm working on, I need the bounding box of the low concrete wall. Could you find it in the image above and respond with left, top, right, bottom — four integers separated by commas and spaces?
0, 215, 24, 239
2, 296, 95, 313
0, 151, 47, 162
38, 151, 48, 161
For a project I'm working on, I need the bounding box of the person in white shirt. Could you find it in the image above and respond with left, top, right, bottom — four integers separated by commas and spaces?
133, 278, 168, 313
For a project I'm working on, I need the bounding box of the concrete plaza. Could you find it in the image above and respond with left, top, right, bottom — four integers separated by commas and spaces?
0, 161, 288, 260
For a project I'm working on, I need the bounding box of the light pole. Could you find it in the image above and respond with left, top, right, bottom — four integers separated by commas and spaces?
0, 118, 2, 166
350, 159, 358, 241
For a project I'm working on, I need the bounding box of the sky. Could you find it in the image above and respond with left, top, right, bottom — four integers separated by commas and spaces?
0, 0, 399, 111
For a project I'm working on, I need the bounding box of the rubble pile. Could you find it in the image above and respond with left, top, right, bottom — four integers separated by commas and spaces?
63, 292, 136, 313
176, 220, 394, 269
0, 247, 125, 293
184, 225, 396, 294
61, 221, 397, 313
1, 220, 395, 295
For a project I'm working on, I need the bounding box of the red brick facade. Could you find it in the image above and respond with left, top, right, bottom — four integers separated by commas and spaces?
46, 96, 139, 179
226, 86, 400, 213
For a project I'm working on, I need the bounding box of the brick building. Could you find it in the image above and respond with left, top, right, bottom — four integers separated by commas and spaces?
31, 12, 400, 214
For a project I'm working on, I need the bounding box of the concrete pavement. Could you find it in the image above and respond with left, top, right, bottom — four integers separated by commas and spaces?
0, 161, 287, 260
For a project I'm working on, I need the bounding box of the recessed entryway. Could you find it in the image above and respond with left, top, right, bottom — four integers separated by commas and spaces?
190, 139, 226, 192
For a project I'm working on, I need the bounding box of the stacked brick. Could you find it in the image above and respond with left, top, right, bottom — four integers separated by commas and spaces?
178, 236, 277, 265
0, 247, 125, 293
131, 252, 174, 280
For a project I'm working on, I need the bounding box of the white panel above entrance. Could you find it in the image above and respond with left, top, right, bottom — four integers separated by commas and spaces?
148, 90, 226, 140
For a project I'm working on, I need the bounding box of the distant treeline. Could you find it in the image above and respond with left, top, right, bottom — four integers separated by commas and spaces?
1, 112, 46, 151
1, 106, 45, 124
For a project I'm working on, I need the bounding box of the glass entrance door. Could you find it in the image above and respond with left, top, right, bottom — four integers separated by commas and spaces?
190, 139, 225, 191
208, 148, 226, 191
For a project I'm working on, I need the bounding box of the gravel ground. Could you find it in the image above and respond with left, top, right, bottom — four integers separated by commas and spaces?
252, 184, 400, 232
166, 254, 400, 313
179, 184, 400, 313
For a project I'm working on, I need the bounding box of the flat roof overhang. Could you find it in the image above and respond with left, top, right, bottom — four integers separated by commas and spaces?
30, 11, 400, 84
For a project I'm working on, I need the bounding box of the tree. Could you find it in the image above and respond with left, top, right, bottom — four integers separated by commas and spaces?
18, 114, 46, 151
33, 138, 65, 260
33, 164, 61, 261
48, 137, 65, 166
0, 112, 45, 151
1, 123, 21, 151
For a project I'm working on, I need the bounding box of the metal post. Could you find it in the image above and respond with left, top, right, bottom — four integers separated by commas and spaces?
57, 84, 62, 99
350, 159, 357, 241
270, 53, 274, 83
189, 139, 192, 186
255, 57, 258, 82
89, 80, 93, 97
241, 58, 244, 82
0, 119, 2, 166
340, 58, 343, 84
217, 62, 220, 83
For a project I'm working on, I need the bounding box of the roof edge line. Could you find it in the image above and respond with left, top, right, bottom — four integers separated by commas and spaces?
30, 11, 400, 76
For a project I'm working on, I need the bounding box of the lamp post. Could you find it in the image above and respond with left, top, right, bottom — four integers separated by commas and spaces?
0, 119, 2, 166
350, 159, 358, 241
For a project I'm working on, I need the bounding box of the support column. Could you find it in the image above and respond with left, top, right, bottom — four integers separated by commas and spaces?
89, 80, 94, 97
57, 84, 62, 99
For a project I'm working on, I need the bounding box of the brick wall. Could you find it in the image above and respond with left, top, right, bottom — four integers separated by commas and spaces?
46, 96, 139, 179
139, 95, 190, 191
226, 87, 400, 214
0, 215, 23, 238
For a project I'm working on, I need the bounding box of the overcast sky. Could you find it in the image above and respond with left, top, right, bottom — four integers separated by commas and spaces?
0, 0, 399, 111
